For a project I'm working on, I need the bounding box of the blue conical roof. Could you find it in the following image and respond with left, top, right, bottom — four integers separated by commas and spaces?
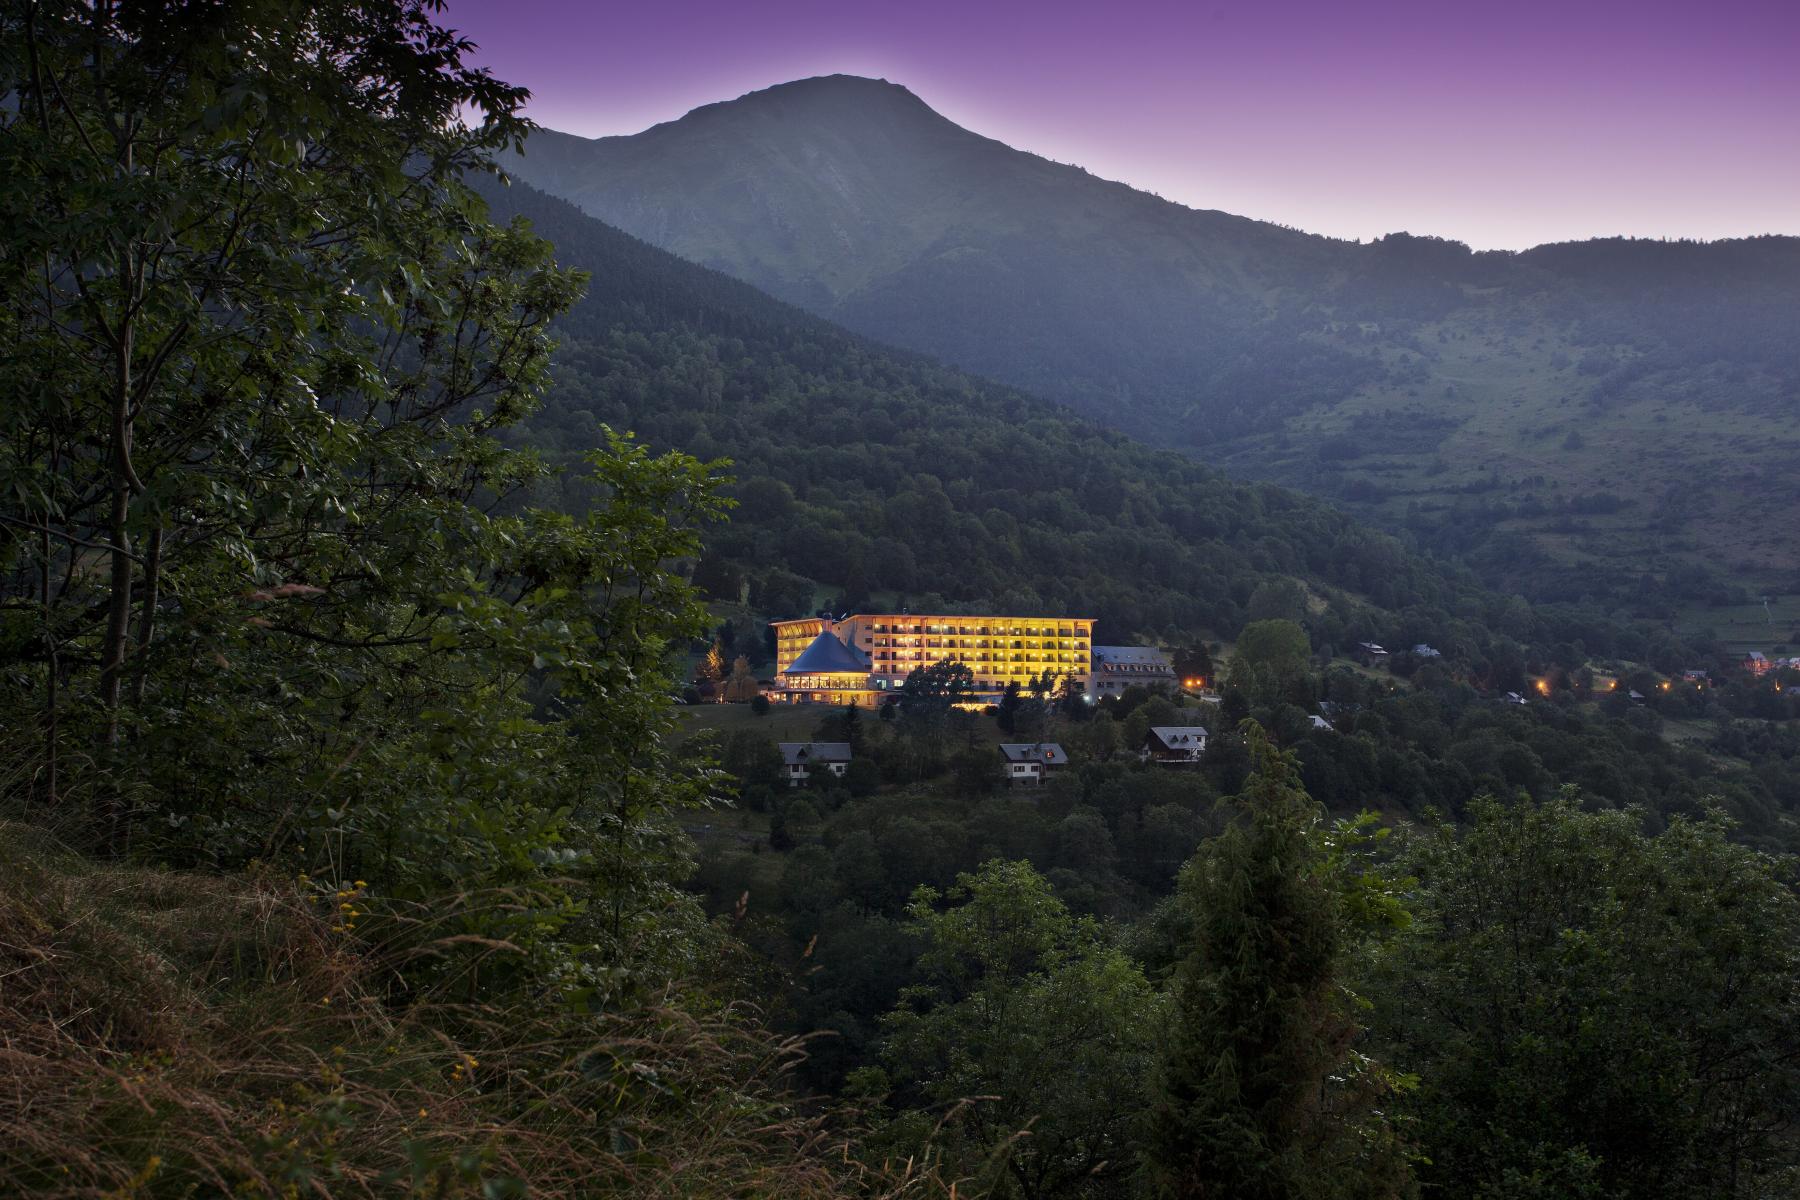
784, 631, 870, 675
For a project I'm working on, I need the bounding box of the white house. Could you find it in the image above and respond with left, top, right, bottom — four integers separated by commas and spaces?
999, 743, 1068, 785
1143, 726, 1209, 766
779, 742, 853, 787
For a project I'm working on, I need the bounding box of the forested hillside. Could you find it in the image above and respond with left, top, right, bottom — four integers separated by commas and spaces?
486, 177, 1656, 662
486, 177, 1800, 842
511, 75, 1800, 604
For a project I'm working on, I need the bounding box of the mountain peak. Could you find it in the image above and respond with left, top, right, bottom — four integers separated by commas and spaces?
672, 74, 938, 128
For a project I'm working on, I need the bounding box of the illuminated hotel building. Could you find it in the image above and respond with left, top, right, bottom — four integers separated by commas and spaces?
770, 613, 1095, 704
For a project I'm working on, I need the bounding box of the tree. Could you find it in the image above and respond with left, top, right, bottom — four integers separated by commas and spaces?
1173, 644, 1215, 688
0, 1, 730, 996
699, 639, 728, 684
900, 659, 977, 714
814, 702, 866, 751
1246, 578, 1310, 625
997, 680, 1024, 734
894, 659, 975, 774
871, 860, 1162, 1200
1144, 723, 1410, 1200
1228, 619, 1315, 710
720, 655, 760, 702
1375, 792, 1800, 1200
1, 0, 557, 795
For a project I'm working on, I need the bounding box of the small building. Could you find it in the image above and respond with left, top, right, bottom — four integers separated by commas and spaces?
1682, 669, 1710, 684
999, 742, 1068, 785
1745, 652, 1771, 675
1308, 714, 1334, 732
1144, 726, 1209, 766
779, 742, 853, 788
773, 631, 877, 706
1412, 644, 1443, 659
1089, 646, 1176, 697
1503, 691, 1527, 705
1353, 642, 1390, 665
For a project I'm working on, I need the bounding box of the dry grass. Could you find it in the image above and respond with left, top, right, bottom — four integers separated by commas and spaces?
0, 819, 952, 1198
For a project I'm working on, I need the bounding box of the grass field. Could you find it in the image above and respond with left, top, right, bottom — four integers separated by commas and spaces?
671, 701, 824, 744
1673, 595, 1800, 655
1214, 312, 1800, 601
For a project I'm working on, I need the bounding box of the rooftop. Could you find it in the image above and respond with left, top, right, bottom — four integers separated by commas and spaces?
779, 742, 854, 766
998, 743, 1068, 764
782, 631, 871, 676
1094, 645, 1171, 666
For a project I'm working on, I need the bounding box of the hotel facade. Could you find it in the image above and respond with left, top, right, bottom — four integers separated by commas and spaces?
770, 613, 1096, 706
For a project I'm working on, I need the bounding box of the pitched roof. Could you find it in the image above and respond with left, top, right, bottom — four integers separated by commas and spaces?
1147, 726, 1209, 749
998, 743, 1067, 764
1093, 645, 1171, 667
779, 742, 854, 766
782, 631, 870, 676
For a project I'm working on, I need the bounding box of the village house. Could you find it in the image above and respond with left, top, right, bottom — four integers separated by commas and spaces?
779, 742, 853, 788
999, 743, 1068, 785
1143, 726, 1209, 766
1089, 645, 1177, 697
1745, 652, 1772, 675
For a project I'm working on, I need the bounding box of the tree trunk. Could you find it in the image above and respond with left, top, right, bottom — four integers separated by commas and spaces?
97, 325, 134, 751
131, 523, 162, 709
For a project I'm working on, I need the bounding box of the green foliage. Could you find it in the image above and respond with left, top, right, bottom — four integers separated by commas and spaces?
1375, 793, 1800, 1200
0, 0, 731, 1002
871, 860, 1162, 1199
1228, 618, 1315, 710
1145, 724, 1411, 1200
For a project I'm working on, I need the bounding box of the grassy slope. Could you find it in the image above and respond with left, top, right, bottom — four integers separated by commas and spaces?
1226, 310, 1800, 600
0, 821, 918, 1199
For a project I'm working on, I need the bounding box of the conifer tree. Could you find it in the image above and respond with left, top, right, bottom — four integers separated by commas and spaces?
1144, 722, 1410, 1200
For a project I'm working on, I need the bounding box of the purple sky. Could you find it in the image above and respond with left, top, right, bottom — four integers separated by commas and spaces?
446, 0, 1799, 249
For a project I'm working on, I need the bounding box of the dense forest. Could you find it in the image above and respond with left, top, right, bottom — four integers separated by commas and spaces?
2, 5, 1799, 1199
488, 178, 1728, 668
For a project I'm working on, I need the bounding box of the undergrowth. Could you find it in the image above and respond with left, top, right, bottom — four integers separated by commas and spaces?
0, 819, 948, 1198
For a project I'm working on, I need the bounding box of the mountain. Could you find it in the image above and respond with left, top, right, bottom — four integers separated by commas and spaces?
507, 75, 1800, 608
471, 178, 1800, 863
477, 174, 1665, 676
512, 75, 1362, 438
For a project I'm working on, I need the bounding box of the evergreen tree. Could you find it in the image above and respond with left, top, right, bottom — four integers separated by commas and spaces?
997, 680, 1024, 734
1144, 722, 1410, 1200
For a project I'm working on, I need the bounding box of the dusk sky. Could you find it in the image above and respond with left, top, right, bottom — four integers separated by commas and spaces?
446, 0, 1799, 250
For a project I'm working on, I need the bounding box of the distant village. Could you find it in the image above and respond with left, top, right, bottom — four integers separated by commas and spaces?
691, 611, 1800, 789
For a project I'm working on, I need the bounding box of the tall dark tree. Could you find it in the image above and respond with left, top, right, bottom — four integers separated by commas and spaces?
1144, 723, 1410, 1200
